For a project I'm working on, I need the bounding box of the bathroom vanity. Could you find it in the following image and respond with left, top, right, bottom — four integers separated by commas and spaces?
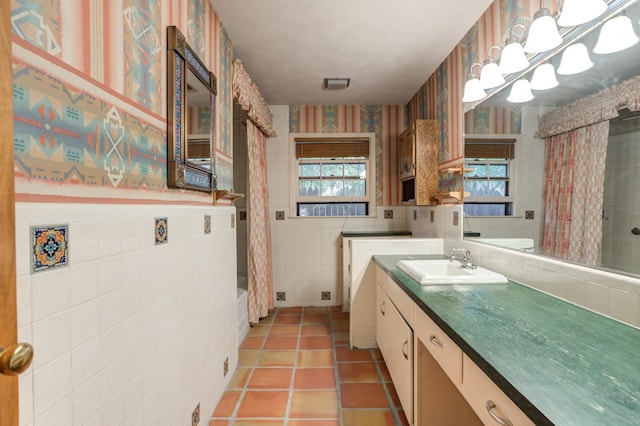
373, 254, 640, 425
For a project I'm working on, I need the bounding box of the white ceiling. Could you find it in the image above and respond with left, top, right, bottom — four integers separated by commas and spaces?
210, 0, 494, 105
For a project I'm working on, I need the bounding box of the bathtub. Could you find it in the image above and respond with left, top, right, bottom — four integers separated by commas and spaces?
237, 277, 249, 341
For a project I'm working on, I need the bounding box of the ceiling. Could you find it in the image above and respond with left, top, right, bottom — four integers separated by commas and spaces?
210, 0, 494, 106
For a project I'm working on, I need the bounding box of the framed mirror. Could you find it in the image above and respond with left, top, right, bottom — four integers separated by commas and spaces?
462, 1, 640, 277
167, 25, 217, 192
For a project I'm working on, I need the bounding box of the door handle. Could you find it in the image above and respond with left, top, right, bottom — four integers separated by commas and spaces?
0, 343, 34, 376
402, 339, 409, 360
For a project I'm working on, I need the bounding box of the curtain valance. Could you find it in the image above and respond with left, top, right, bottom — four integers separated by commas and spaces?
232, 60, 276, 137
537, 75, 640, 139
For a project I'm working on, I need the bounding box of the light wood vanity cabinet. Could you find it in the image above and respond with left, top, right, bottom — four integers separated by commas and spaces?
376, 265, 534, 426
399, 119, 440, 205
375, 266, 414, 424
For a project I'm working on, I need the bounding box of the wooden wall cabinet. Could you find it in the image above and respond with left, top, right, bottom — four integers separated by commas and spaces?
398, 119, 440, 205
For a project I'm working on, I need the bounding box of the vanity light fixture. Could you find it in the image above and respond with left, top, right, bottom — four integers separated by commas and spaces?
479, 46, 506, 89
557, 42, 594, 74
530, 63, 559, 90
557, 0, 607, 27
593, 15, 640, 54
524, 1, 563, 53
499, 24, 530, 74
507, 78, 534, 103
462, 63, 487, 103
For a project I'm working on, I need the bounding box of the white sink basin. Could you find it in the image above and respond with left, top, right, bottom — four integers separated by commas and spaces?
397, 259, 508, 285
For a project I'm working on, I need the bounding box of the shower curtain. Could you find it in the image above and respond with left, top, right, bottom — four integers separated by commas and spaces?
246, 120, 274, 323
541, 121, 609, 265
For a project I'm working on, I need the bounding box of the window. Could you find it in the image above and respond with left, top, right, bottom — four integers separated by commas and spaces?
463, 138, 516, 217
290, 134, 376, 217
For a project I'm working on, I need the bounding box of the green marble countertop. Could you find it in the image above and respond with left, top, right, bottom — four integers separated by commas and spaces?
374, 254, 640, 426
340, 231, 412, 237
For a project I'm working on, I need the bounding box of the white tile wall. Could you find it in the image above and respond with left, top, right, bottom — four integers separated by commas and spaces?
15, 203, 238, 426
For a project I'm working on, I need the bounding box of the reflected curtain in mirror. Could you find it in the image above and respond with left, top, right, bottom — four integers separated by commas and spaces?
166, 26, 217, 193
542, 121, 609, 265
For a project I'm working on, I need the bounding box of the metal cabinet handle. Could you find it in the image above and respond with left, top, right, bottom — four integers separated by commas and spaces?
380, 300, 385, 316
0, 343, 34, 376
402, 339, 409, 360
429, 335, 443, 348
486, 400, 513, 426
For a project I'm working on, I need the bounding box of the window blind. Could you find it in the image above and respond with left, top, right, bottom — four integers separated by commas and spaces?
295, 139, 369, 159
465, 138, 516, 159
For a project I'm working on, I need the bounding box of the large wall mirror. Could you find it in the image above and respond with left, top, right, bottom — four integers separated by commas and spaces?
463, 0, 640, 277
167, 26, 217, 192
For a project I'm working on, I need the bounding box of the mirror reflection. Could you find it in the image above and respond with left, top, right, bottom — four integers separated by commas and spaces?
463, 1, 640, 277
186, 70, 212, 169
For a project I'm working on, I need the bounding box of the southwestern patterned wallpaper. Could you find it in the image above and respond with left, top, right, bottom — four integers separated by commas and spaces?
10, 0, 233, 198
289, 105, 405, 206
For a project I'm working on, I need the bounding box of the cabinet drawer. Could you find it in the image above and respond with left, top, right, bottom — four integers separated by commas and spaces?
386, 276, 414, 327
415, 308, 462, 384
375, 265, 387, 292
462, 354, 534, 426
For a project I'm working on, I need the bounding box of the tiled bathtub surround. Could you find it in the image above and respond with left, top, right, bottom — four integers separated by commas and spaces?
15, 203, 238, 425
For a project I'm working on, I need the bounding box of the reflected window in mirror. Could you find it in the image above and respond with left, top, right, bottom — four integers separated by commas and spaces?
167, 26, 217, 193
463, 137, 517, 217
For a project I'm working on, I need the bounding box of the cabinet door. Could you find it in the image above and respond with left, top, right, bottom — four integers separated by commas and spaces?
385, 301, 414, 424
376, 284, 387, 361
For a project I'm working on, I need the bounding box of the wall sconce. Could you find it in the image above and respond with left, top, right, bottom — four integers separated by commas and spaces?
557, 43, 593, 75
479, 46, 505, 89
499, 24, 529, 74
462, 63, 487, 103
593, 15, 639, 54
524, 1, 563, 53
507, 79, 534, 103
530, 63, 559, 90
558, 0, 607, 27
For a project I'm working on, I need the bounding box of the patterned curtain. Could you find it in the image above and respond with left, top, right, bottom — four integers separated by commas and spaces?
246, 120, 274, 323
542, 121, 610, 265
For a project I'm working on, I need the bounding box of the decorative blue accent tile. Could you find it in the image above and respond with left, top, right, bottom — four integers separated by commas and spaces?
155, 217, 168, 245
204, 215, 211, 234
31, 224, 68, 273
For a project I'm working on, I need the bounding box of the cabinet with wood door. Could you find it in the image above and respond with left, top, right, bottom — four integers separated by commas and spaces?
398, 119, 439, 205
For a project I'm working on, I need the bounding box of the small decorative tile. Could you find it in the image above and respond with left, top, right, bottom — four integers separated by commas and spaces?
239, 210, 247, 221
525, 210, 535, 220
276, 291, 286, 301
321, 291, 331, 301
204, 215, 211, 234
155, 217, 168, 245
275, 211, 285, 220
31, 224, 69, 273
384, 210, 393, 219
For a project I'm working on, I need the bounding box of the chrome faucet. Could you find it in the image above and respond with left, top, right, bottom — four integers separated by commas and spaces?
449, 247, 477, 269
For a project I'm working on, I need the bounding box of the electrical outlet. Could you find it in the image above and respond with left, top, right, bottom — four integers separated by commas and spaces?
321, 291, 331, 301
276, 291, 286, 301
231, 213, 235, 229
223, 357, 229, 377
192, 403, 200, 426
430, 210, 435, 223
413, 210, 417, 221
452, 211, 459, 226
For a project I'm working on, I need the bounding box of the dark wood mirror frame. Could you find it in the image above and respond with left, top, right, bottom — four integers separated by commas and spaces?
167, 25, 217, 193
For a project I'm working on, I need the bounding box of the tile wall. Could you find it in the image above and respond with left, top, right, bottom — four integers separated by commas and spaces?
15, 203, 237, 425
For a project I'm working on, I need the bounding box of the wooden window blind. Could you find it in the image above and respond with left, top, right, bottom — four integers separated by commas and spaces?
465, 138, 516, 159
295, 139, 369, 159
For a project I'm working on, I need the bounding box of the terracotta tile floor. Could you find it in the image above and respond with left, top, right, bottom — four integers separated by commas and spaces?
210, 307, 409, 425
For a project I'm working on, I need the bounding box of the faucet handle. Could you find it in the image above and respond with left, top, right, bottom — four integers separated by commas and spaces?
451, 247, 471, 260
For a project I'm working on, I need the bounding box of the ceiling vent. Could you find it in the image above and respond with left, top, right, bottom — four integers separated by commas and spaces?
323, 78, 350, 90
